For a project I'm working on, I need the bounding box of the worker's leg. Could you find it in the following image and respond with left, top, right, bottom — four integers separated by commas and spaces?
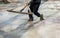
28, 10, 33, 21
33, 3, 40, 17
28, 2, 34, 21
33, 3, 44, 20
28, 2, 44, 21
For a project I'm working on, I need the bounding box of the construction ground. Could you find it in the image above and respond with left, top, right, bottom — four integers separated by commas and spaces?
0, 1, 60, 38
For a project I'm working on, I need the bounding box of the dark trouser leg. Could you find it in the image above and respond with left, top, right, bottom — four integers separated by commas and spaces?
33, 3, 40, 17
29, 2, 44, 21
28, 3, 41, 21
32, 3, 44, 20
28, 3, 34, 21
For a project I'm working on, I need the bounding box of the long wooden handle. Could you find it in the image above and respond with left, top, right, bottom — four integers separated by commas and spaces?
7, 1, 30, 12
20, 3, 30, 12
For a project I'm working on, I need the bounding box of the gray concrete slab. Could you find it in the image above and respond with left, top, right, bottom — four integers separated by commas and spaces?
0, 1, 60, 38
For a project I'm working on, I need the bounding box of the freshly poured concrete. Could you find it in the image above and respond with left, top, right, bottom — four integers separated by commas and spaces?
0, 1, 60, 38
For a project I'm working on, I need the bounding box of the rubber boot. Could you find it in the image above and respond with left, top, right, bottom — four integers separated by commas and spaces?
28, 10, 33, 21
40, 14, 44, 21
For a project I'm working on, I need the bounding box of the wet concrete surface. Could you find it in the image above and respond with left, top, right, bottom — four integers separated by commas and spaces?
0, 1, 60, 38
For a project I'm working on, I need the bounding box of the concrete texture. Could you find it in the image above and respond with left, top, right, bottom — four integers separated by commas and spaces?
21, 1, 60, 38
0, 1, 60, 38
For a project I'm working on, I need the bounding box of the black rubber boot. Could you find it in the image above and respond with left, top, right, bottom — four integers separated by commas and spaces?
40, 14, 44, 21
28, 14, 33, 21
28, 10, 33, 21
